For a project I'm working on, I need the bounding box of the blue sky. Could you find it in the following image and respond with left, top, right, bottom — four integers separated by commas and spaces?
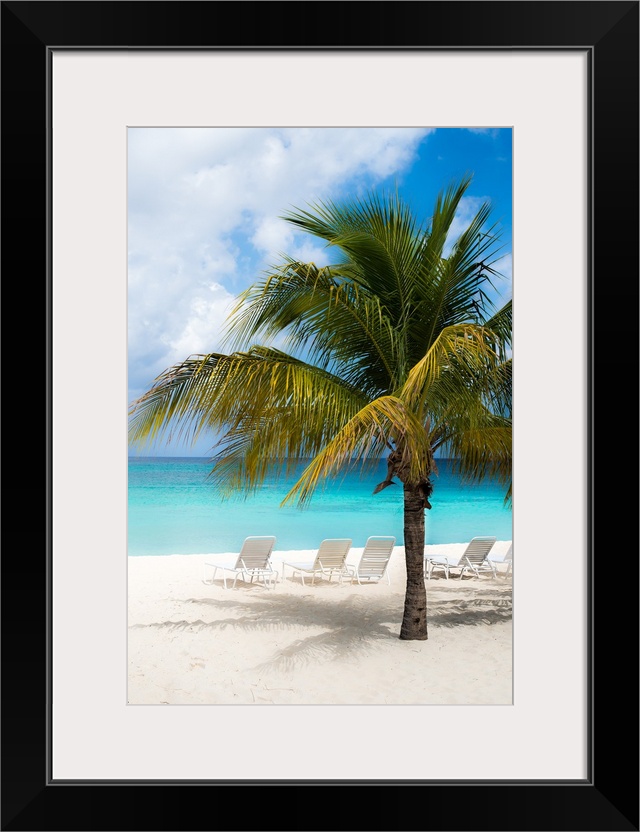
128, 127, 512, 456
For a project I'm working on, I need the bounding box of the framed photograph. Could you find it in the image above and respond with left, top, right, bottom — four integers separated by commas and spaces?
3, 1, 637, 830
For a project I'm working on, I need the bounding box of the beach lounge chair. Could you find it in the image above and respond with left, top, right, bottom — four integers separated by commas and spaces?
202, 536, 278, 589
490, 542, 513, 577
282, 538, 352, 586
425, 536, 497, 580
346, 536, 396, 585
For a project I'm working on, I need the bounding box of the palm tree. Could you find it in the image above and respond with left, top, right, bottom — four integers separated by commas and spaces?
128, 174, 512, 641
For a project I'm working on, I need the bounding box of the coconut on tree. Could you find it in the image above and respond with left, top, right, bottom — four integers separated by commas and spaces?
128, 174, 512, 641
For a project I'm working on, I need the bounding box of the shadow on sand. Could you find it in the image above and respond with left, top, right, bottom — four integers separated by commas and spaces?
129, 586, 512, 671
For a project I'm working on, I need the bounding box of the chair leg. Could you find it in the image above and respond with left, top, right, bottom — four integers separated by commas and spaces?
212, 566, 226, 588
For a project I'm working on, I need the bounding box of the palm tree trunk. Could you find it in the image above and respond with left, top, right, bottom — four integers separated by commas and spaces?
399, 483, 428, 640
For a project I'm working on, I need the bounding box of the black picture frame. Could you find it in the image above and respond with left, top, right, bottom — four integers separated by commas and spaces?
2, 2, 638, 830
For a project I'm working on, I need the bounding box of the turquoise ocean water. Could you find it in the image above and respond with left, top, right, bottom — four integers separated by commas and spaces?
128, 457, 512, 556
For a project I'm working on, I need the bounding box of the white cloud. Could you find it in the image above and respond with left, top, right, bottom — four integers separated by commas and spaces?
250, 215, 295, 258
466, 127, 500, 138
128, 126, 433, 401
290, 240, 332, 267
127, 270, 236, 399
168, 284, 237, 357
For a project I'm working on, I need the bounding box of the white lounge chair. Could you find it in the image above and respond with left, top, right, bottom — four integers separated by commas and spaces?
490, 542, 513, 577
346, 536, 395, 585
425, 536, 497, 580
203, 536, 278, 589
282, 539, 352, 586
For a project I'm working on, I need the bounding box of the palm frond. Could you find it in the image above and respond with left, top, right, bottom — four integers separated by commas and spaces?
418, 200, 504, 342
483, 357, 512, 417
128, 348, 368, 465
420, 174, 474, 263
128, 353, 229, 449
281, 396, 433, 507
283, 191, 426, 314
400, 324, 503, 415
224, 260, 400, 393
445, 419, 512, 506
484, 300, 512, 356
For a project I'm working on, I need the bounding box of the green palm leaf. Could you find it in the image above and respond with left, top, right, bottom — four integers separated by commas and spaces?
225, 260, 400, 394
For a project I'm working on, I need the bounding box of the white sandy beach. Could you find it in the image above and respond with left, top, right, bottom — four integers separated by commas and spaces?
128, 541, 512, 706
